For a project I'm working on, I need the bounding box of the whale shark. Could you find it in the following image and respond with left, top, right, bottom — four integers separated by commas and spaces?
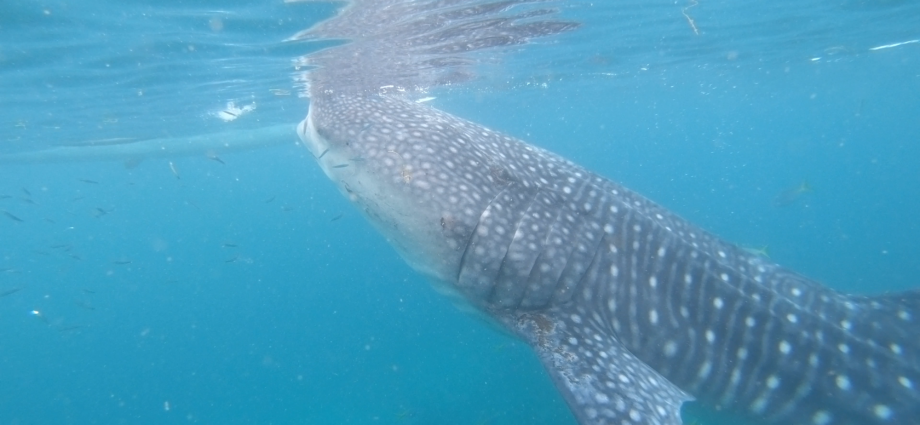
290, 1, 920, 424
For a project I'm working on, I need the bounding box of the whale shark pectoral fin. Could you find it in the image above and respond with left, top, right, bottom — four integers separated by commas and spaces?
512, 312, 691, 425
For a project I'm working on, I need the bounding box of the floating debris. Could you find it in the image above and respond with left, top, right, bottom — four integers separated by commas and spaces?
62, 137, 136, 147
212, 101, 256, 122
31, 310, 48, 324
869, 39, 919, 51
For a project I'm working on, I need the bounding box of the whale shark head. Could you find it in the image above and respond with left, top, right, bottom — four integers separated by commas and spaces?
299, 92, 507, 291
292, 0, 582, 308
298, 91, 588, 309
298, 94, 476, 284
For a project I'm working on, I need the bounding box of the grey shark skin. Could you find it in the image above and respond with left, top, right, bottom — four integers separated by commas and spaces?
298, 91, 920, 425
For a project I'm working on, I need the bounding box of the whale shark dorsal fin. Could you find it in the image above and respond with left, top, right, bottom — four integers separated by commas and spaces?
512, 311, 691, 425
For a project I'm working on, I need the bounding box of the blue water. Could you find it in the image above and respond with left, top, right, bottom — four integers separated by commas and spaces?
1, 1, 918, 424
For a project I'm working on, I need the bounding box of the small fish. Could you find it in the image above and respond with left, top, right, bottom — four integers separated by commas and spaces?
0, 287, 23, 297
58, 325, 83, 332
32, 250, 50, 256
19, 197, 37, 205
50, 244, 72, 250
221, 243, 238, 248
112, 260, 132, 265
43, 218, 55, 223
206, 151, 225, 164
395, 408, 415, 420
93, 208, 109, 218
71, 196, 85, 202
264, 196, 276, 203
69, 254, 83, 261
78, 179, 99, 184
225, 256, 238, 263
741, 245, 770, 258
269, 88, 291, 96
772, 181, 812, 207
0, 195, 11, 200
124, 158, 143, 169
21, 188, 31, 197
2, 210, 24, 222
168, 161, 181, 179
73, 300, 95, 310
82, 289, 96, 294
330, 213, 344, 222
332, 163, 350, 169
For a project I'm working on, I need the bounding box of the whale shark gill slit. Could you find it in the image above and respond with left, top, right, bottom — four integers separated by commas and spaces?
293, 1, 920, 424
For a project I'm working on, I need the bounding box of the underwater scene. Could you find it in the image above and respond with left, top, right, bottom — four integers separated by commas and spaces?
1, 1, 919, 424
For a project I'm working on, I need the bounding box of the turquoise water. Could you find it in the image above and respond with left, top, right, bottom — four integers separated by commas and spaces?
1, 1, 918, 424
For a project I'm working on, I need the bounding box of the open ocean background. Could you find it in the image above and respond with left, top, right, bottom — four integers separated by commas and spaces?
1, 0, 918, 424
